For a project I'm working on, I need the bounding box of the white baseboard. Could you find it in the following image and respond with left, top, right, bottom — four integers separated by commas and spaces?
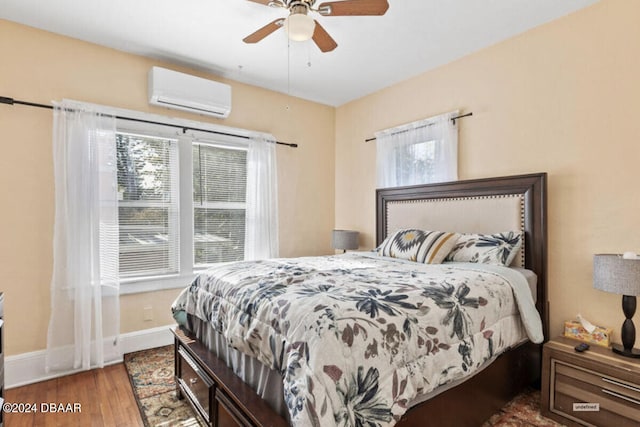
5, 324, 175, 389
120, 324, 175, 354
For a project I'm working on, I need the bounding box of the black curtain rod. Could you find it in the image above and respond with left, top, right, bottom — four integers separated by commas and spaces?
0, 96, 298, 148
364, 112, 473, 143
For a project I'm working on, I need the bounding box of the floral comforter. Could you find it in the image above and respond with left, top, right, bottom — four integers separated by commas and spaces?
172, 253, 543, 427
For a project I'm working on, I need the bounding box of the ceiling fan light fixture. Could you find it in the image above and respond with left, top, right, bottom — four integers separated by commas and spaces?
284, 12, 316, 41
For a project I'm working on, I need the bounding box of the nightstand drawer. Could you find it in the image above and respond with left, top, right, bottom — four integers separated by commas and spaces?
556, 362, 640, 401
551, 360, 640, 426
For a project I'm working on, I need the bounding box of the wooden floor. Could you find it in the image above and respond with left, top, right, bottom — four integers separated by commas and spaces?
4, 363, 144, 427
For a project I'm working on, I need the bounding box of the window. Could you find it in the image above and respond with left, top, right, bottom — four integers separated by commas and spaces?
50, 102, 277, 298
115, 123, 251, 292
376, 111, 458, 188
393, 140, 437, 185
193, 143, 247, 266
116, 132, 180, 278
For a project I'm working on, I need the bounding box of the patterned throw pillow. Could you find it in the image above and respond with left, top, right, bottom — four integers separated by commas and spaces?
377, 229, 460, 264
445, 231, 523, 266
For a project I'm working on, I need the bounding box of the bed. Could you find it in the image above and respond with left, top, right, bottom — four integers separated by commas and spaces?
171, 172, 548, 427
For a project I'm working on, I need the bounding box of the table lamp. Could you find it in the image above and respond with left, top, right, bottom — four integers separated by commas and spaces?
332, 230, 359, 253
593, 253, 640, 358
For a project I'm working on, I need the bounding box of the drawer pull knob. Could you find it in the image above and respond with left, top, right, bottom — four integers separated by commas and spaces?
602, 377, 640, 394
177, 347, 214, 387
190, 378, 198, 385
602, 388, 640, 406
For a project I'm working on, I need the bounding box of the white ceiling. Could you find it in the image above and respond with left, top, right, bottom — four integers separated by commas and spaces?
0, 0, 599, 106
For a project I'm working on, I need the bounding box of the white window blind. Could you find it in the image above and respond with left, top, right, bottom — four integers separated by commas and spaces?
193, 143, 247, 267
116, 132, 180, 278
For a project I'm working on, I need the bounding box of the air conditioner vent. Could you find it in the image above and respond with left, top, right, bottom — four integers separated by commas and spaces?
148, 67, 231, 118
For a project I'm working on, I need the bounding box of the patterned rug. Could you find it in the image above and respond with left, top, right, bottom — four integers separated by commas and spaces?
124, 345, 203, 426
483, 389, 566, 427
124, 346, 565, 427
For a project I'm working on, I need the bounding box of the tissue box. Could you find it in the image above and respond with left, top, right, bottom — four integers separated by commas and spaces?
564, 320, 612, 347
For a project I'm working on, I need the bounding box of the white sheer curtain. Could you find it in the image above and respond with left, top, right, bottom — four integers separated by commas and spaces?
376, 110, 459, 188
244, 133, 279, 260
46, 100, 121, 372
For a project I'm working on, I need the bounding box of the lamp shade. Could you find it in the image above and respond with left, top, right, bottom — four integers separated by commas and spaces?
283, 13, 316, 41
593, 254, 640, 296
332, 230, 359, 251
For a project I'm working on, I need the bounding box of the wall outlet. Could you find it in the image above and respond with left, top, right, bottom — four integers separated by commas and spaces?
143, 306, 153, 321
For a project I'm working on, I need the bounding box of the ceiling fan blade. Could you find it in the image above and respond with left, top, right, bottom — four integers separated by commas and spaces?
312, 21, 337, 53
246, 0, 272, 6
247, 0, 287, 8
243, 19, 284, 44
318, 0, 389, 16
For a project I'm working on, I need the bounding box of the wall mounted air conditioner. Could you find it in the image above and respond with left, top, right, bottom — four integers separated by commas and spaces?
148, 67, 231, 118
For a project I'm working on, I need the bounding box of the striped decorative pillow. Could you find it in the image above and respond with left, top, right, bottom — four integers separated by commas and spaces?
377, 229, 460, 264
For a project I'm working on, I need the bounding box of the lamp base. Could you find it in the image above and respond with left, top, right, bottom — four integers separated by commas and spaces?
611, 343, 640, 358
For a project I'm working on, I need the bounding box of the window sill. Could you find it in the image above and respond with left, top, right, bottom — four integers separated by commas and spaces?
119, 273, 196, 295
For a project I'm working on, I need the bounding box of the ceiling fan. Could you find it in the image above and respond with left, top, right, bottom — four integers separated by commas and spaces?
243, 0, 389, 53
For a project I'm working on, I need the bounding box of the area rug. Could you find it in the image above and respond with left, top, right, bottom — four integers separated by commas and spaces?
125, 345, 565, 427
124, 345, 203, 426
482, 389, 565, 427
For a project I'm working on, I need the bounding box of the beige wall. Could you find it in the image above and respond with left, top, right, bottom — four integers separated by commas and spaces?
0, 19, 335, 355
336, 0, 640, 345
2, 0, 638, 357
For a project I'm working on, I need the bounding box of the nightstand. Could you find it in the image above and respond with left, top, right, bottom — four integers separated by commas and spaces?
541, 336, 640, 426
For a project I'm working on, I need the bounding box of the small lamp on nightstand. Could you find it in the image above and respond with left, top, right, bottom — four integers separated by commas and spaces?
332, 230, 359, 253
594, 253, 640, 358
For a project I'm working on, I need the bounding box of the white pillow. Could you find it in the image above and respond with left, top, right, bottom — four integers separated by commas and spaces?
445, 231, 522, 266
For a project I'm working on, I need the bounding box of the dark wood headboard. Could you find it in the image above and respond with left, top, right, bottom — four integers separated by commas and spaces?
375, 173, 548, 340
